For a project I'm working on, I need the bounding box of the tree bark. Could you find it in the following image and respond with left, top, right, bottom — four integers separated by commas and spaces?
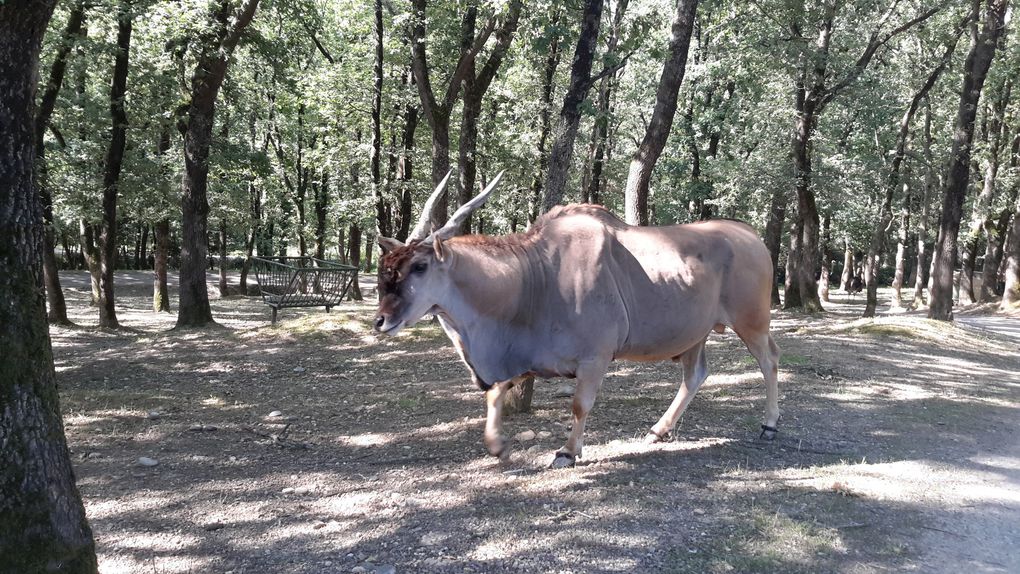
177, 0, 260, 328
624, 0, 699, 225
763, 187, 786, 306
98, 0, 133, 329
912, 99, 935, 307
35, 0, 86, 326
348, 224, 363, 300
891, 182, 911, 308
1002, 198, 1020, 309
371, 0, 388, 237
218, 218, 228, 294
0, 1, 99, 569
80, 220, 100, 305
153, 219, 170, 312
930, 0, 1007, 321
542, 0, 605, 212
529, 8, 562, 222
818, 212, 831, 302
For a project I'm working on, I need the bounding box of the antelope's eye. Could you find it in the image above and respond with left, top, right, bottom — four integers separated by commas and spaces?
411, 262, 428, 275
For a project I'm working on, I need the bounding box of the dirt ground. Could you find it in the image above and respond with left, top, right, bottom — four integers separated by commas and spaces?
52, 271, 1020, 574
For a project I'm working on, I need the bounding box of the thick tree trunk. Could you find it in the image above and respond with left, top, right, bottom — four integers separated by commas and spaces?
97, 1, 132, 329
784, 213, 804, 309
786, 107, 822, 312
543, 0, 604, 212
930, 0, 1007, 321
0, 2, 99, 569
153, 219, 170, 312
177, 0, 260, 328
624, 0, 699, 225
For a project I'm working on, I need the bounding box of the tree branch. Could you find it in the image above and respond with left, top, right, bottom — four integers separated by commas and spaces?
820, 3, 945, 110
442, 12, 496, 111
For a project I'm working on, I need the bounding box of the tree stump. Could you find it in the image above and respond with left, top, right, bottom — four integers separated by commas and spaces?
502, 376, 535, 415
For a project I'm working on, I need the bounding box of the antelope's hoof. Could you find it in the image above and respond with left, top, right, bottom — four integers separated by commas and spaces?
759, 424, 778, 441
485, 435, 509, 458
549, 452, 576, 469
644, 430, 670, 444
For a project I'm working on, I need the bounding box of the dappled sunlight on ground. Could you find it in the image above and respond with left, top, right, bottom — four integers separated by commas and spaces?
52, 275, 1020, 573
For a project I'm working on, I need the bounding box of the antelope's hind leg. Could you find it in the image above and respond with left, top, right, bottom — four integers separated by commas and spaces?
739, 331, 780, 439
645, 338, 709, 443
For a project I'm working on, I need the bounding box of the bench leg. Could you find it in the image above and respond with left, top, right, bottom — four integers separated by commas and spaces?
325, 305, 331, 314
271, 307, 278, 326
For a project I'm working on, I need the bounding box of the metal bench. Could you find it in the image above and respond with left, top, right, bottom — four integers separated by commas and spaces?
250, 257, 358, 325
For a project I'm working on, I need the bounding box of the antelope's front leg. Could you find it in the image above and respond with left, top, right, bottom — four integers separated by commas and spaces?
483, 380, 511, 458
551, 360, 608, 469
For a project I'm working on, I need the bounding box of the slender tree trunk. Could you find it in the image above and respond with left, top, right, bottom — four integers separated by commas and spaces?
623, 0, 699, 225
529, 9, 562, 221
218, 218, 228, 294
930, 0, 1007, 321
348, 224, 363, 300
153, 219, 170, 312
371, 0, 388, 237
784, 213, 804, 308
177, 0, 260, 328
913, 101, 935, 307
80, 220, 100, 304
818, 212, 831, 302
786, 104, 822, 312
892, 182, 911, 308
138, 224, 149, 269
763, 187, 786, 306
395, 66, 419, 242
981, 208, 1012, 300
1002, 196, 1020, 308
543, 0, 605, 212
0, 2, 99, 569
585, 0, 628, 206
35, 0, 85, 326
97, 1, 132, 329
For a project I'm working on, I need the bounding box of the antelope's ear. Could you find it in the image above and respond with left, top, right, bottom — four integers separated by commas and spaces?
432, 234, 445, 262
378, 235, 404, 254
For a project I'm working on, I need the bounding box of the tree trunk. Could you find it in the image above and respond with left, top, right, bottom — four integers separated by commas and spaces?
763, 187, 786, 306
395, 66, 419, 242
930, 0, 1007, 321
0, 1, 99, 569
981, 208, 1012, 300
786, 104, 822, 312
34, 0, 85, 326
153, 219, 170, 312
80, 220, 100, 305
529, 8, 562, 222
891, 183, 910, 308
348, 224, 363, 300
97, 1, 132, 329
818, 212, 831, 302
912, 100, 935, 307
1002, 197, 1020, 308
218, 218, 228, 295
177, 0, 260, 328
624, 0, 699, 225
542, 0, 604, 212
370, 0, 390, 238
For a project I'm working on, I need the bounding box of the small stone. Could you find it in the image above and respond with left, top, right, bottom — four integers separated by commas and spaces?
86, 452, 102, 459
537, 431, 552, 439
204, 522, 225, 531
281, 487, 295, 494
352, 567, 367, 573
513, 430, 536, 442
138, 457, 159, 467
553, 384, 574, 398
293, 366, 306, 373
295, 485, 314, 495
693, 508, 706, 515
420, 532, 444, 546
146, 411, 161, 420
374, 565, 396, 574
268, 410, 283, 418
313, 521, 327, 530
